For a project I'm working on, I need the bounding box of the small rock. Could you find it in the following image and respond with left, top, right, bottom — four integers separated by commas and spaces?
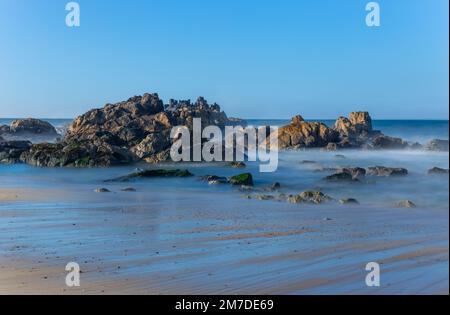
229, 173, 254, 186
339, 198, 359, 205
121, 187, 136, 192
396, 200, 417, 208
428, 167, 449, 175
229, 161, 246, 168
95, 188, 111, 193
367, 166, 408, 177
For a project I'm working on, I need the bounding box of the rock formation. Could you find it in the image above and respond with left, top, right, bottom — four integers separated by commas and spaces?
276, 115, 339, 149
18, 93, 243, 167
0, 118, 59, 143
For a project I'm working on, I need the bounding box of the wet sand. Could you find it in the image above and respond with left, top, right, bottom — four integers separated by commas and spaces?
0, 187, 448, 295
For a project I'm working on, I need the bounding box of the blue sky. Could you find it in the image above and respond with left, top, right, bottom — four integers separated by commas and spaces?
0, 0, 448, 119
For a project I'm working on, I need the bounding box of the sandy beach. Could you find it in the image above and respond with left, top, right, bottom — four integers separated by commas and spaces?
1, 181, 448, 295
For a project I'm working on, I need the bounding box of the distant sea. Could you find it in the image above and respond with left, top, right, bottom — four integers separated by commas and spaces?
1, 118, 448, 144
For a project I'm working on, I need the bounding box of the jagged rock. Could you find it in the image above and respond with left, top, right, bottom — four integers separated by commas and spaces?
428, 167, 449, 175
367, 166, 408, 177
396, 200, 417, 208
0, 140, 32, 164
229, 173, 254, 186
371, 135, 408, 150
334, 112, 373, 144
339, 198, 360, 205
275, 115, 339, 149
106, 169, 193, 182
424, 139, 449, 152
14, 93, 242, 167
288, 191, 333, 204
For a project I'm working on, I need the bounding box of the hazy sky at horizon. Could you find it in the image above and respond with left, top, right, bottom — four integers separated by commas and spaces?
0, 0, 448, 119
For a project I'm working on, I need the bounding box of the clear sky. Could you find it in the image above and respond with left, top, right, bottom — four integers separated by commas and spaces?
0, 0, 448, 119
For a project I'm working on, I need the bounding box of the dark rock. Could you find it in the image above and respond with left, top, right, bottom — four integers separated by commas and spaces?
367, 166, 408, 177
106, 169, 193, 182
121, 187, 136, 192
229, 173, 254, 186
428, 167, 449, 175
339, 198, 360, 205
325, 167, 366, 181
95, 188, 111, 193
371, 135, 408, 150
0, 140, 32, 164
301, 160, 317, 164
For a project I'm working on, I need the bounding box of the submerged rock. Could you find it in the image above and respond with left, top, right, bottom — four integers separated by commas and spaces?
325, 167, 366, 182
339, 198, 360, 205
367, 166, 408, 177
371, 135, 408, 150
427, 167, 449, 175
95, 188, 111, 193
396, 200, 417, 208
265, 182, 281, 192
229, 173, 254, 186
121, 187, 137, 192
107, 169, 193, 182
424, 139, 449, 152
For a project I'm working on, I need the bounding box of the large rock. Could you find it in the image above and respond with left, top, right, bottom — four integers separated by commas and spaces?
334, 112, 374, 145
9, 118, 57, 135
275, 115, 339, 149
20, 93, 241, 167
0, 119, 59, 143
